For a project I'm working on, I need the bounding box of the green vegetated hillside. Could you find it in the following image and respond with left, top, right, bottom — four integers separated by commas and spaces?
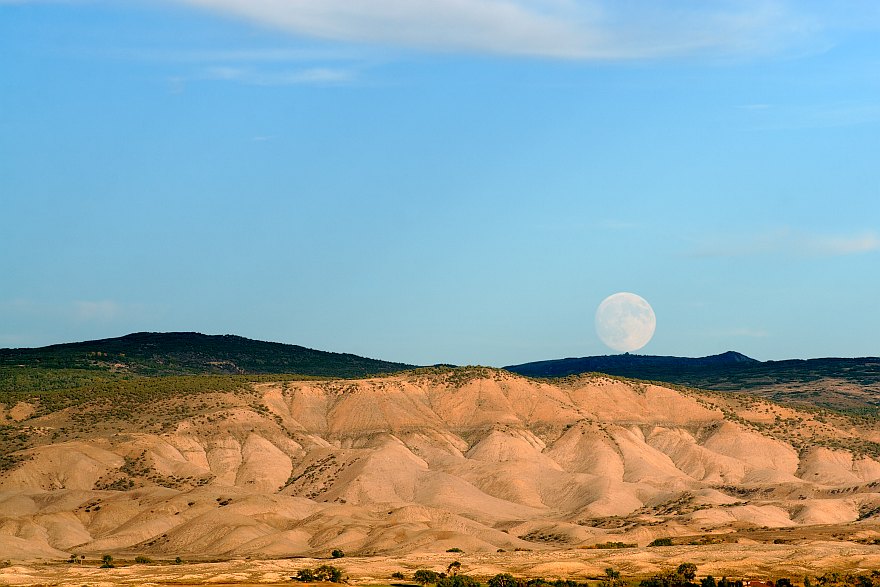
0, 332, 416, 431
0, 331, 415, 378
506, 353, 880, 411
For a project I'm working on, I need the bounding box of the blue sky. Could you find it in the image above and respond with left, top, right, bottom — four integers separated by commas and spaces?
1, 1, 878, 366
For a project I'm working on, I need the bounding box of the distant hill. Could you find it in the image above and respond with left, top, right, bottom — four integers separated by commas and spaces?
0, 332, 415, 378
505, 350, 758, 378
505, 352, 880, 410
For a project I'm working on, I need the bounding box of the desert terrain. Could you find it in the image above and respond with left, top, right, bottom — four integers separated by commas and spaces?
3, 368, 880, 581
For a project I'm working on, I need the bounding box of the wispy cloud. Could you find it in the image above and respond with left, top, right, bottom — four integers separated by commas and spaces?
173, 0, 829, 60
201, 65, 355, 85
72, 300, 123, 322
99, 47, 359, 64
1, 299, 145, 323
692, 228, 880, 258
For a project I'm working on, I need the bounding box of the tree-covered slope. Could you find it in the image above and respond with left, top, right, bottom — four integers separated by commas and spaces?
0, 332, 415, 378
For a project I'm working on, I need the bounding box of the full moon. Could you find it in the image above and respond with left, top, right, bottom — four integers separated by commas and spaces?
595, 292, 656, 352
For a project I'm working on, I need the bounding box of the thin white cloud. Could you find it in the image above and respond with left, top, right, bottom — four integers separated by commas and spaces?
814, 233, 880, 255
86, 46, 361, 64
692, 228, 880, 258
1, 299, 138, 322
202, 65, 354, 85
72, 300, 123, 322
173, 0, 826, 60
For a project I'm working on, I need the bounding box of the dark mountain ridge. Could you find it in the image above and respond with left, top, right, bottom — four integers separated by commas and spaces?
505, 352, 880, 411
505, 350, 758, 378
0, 331, 415, 378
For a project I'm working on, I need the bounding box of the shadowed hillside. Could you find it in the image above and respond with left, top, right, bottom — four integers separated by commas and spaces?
0, 332, 415, 378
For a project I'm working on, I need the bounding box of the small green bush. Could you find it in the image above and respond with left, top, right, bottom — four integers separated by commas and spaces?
488, 573, 518, 587
134, 555, 152, 564
648, 537, 673, 547
295, 564, 344, 583
414, 569, 441, 585
446, 547, 463, 553
437, 575, 480, 587
331, 549, 345, 558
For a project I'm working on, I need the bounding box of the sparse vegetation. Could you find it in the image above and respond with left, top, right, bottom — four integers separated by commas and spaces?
638, 563, 700, 587
414, 569, 441, 585
437, 575, 480, 587
602, 568, 625, 587
295, 564, 344, 583
583, 541, 637, 549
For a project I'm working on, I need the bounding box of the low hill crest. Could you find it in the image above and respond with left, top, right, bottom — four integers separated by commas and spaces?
0, 331, 415, 378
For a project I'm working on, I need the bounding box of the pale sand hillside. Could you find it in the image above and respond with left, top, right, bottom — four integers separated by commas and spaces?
2, 369, 880, 562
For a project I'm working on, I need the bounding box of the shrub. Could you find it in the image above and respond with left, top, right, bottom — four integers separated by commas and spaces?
489, 573, 518, 587
446, 547, 464, 553
602, 568, 624, 587
437, 575, 480, 587
677, 563, 697, 582
174, 556, 183, 565
100, 554, 115, 569
392, 571, 407, 580
314, 565, 344, 583
587, 541, 637, 550
295, 565, 345, 583
331, 549, 345, 558
414, 570, 441, 585
134, 555, 152, 564
648, 537, 673, 547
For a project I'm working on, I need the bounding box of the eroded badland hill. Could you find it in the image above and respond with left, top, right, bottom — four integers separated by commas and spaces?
3, 367, 880, 564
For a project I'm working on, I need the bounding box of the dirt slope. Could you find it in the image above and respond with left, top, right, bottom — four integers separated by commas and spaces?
3, 368, 880, 560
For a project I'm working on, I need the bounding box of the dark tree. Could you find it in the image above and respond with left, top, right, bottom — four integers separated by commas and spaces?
414, 570, 441, 585
489, 573, 518, 587
678, 563, 698, 583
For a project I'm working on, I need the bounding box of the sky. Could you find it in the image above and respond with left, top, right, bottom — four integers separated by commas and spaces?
1, 1, 879, 366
